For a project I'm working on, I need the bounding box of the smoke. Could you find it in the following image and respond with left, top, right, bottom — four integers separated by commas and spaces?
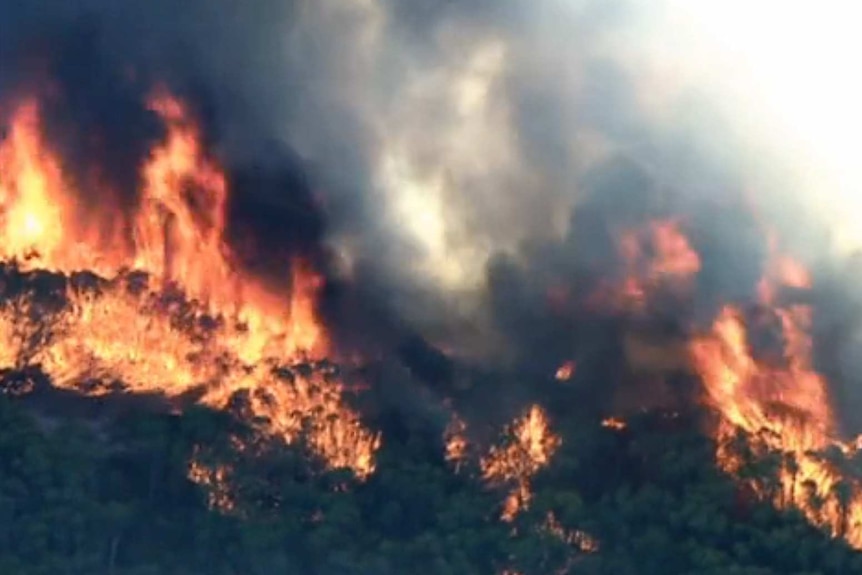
5, 0, 862, 437
0, 1, 767, 310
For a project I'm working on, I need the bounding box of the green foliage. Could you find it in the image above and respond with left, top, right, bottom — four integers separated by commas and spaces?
0, 398, 858, 574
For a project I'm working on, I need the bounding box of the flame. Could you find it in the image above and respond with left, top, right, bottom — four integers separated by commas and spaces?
0, 92, 379, 479
481, 405, 561, 521
134, 91, 235, 309
0, 101, 80, 267
690, 250, 862, 547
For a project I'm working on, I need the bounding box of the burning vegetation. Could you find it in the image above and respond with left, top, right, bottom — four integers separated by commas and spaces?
480, 404, 562, 522
0, 91, 380, 481
2, 37, 862, 575
691, 249, 862, 546
3, 1, 862, 573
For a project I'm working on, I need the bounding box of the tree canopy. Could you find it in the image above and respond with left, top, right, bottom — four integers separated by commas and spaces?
0, 394, 858, 575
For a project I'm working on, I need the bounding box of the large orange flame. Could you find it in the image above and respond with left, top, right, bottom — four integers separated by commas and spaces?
594, 218, 862, 547
690, 249, 862, 546
0, 92, 379, 479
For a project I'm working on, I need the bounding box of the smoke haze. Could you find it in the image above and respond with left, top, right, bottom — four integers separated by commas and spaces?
5, 0, 862, 435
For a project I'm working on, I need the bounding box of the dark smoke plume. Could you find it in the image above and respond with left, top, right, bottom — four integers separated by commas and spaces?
4, 0, 862, 439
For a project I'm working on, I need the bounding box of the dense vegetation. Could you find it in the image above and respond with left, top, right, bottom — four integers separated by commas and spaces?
0, 394, 859, 575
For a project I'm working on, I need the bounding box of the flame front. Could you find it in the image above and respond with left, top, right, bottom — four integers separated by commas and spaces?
0, 93, 379, 479
6, 87, 862, 550
600, 219, 862, 547
690, 249, 862, 546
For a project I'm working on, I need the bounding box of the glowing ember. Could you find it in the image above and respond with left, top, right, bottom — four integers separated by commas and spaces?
481, 405, 561, 521
555, 360, 576, 381
188, 448, 236, 513
544, 511, 600, 554
0, 91, 379, 479
444, 414, 469, 472
601, 417, 626, 431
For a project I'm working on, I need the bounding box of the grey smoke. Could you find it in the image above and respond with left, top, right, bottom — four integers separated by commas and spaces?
0, 0, 781, 337
5, 0, 862, 434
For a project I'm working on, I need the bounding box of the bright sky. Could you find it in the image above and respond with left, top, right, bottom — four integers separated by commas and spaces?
655, 1, 862, 251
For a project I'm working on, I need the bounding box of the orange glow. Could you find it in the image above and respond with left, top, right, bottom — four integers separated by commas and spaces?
188, 448, 236, 513
481, 405, 561, 521
593, 219, 700, 312
0, 92, 379, 479
544, 511, 600, 554
444, 414, 469, 472
690, 250, 862, 547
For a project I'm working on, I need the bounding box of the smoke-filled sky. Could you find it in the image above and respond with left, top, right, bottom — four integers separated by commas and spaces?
2, 0, 861, 360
